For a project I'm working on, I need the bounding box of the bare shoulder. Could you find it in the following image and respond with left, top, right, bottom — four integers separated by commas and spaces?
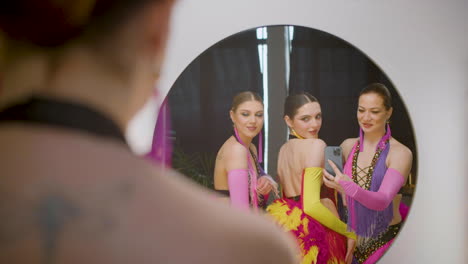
340, 137, 358, 159
143, 166, 299, 263
221, 138, 249, 171
0, 132, 293, 263
340, 137, 358, 151
224, 137, 248, 158
290, 138, 325, 158
311, 138, 326, 148
388, 138, 413, 177
298, 138, 326, 150
300, 138, 325, 168
389, 138, 413, 160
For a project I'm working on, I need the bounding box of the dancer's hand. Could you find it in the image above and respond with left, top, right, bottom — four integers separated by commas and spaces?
257, 176, 274, 195
323, 159, 352, 193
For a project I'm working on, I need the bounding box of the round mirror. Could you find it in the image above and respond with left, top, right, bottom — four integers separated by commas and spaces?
150, 25, 417, 264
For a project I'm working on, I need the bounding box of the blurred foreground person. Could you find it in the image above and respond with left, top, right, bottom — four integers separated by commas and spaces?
0, 1, 298, 263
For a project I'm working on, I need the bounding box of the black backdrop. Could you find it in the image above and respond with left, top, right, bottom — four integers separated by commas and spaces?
161, 25, 417, 191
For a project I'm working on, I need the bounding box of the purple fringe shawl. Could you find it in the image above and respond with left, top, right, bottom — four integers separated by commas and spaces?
344, 142, 393, 238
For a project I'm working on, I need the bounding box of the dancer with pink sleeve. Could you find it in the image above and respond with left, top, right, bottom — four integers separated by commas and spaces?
213, 91, 278, 211
323, 83, 413, 264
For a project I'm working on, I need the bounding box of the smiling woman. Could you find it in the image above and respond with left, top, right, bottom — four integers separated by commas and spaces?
323, 83, 413, 264
284, 92, 322, 139
213, 91, 278, 211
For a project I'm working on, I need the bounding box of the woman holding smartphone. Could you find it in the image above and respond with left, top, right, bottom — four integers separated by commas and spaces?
267, 92, 356, 264
213, 91, 277, 211
323, 83, 412, 264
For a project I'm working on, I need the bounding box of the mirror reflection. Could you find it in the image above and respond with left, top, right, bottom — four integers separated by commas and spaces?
150, 25, 417, 264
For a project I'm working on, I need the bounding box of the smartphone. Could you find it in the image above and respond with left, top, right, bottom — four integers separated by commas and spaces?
324, 146, 343, 177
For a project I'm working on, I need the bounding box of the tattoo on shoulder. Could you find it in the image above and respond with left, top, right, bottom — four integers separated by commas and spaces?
0, 193, 80, 264
36, 195, 80, 264
0, 181, 136, 263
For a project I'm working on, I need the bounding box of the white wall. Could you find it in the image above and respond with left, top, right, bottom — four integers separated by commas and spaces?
127, 0, 468, 263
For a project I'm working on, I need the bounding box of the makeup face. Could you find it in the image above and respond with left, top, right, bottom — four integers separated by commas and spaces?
230, 100, 264, 140
286, 101, 322, 139
357, 92, 392, 134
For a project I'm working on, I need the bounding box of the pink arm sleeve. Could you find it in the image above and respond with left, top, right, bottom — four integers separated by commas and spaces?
339, 168, 405, 211
227, 169, 250, 210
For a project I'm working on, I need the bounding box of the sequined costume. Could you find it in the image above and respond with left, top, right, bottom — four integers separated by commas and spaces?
342, 133, 407, 264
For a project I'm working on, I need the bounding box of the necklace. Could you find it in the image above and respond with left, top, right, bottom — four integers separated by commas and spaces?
248, 147, 262, 176
351, 139, 388, 190
248, 145, 265, 206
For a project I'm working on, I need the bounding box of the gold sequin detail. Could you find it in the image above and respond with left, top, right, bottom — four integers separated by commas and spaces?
354, 224, 401, 263
351, 140, 388, 190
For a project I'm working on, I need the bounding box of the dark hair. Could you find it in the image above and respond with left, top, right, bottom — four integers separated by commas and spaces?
359, 83, 392, 110
0, 0, 162, 47
284, 92, 319, 118
231, 91, 263, 112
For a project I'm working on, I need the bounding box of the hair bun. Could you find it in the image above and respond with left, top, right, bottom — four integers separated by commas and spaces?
0, 0, 96, 46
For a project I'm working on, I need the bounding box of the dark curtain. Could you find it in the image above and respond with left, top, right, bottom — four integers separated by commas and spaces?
158, 25, 417, 188
168, 30, 263, 155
